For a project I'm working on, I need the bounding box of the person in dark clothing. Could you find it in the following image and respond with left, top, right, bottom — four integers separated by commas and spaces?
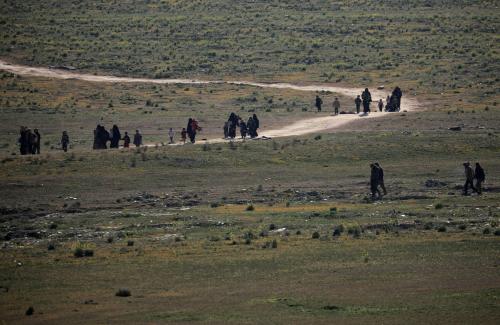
463, 162, 476, 195
392, 86, 402, 111
240, 120, 248, 139
122, 132, 130, 148
247, 117, 255, 138
110, 125, 121, 148
361, 88, 372, 114
223, 121, 229, 139
374, 162, 387, 195
26, 128, 35, 154
474, 162, 485, 194
315, 95, 323, 112
33, 129, 41, 154
370, 163, 381, 199
133, 130, 142, 147
378, 99, 384, 112
61, 131, 69, 152
19, 126, 28, 155
252, 114, 259, 137
355, 95, 362, 114
181, 128, 187, 144
100, 125, 110, 149
187, 118, 201, 143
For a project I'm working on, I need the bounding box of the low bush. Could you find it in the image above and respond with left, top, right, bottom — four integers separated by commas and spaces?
115, 289, 131, 297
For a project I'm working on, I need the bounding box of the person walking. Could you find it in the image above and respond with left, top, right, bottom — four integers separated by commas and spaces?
370, 163, 381, 199
474, 162, 485, 194
374, 162, 387, 195
33, 129, 41, 154
122, 132, 130, 148
240, 120, 248, 139
355, 95, 362, 114
168, 128, 175, 144
392, 86, 403, 111
61, 131, 69, 152
181, 128, 187, 144
252, 114, 260, 137
333, 97, 340, 115
463, 162, 476, 195
315, 95, 323, 112
378, 99, 384, 112
133, 130, 142, 148
361, 88, 372, 114
110, 125, 121, 148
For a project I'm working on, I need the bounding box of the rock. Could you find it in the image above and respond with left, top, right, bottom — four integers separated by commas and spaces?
449, 126, 462, 131
377, 85, 385, 89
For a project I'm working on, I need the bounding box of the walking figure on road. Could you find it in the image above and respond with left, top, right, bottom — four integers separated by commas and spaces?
333, 97, 340, 115
315, 95, 323, 112
374, 162, 387, 195
361, 88, 372, 114
355, 95, 362, 114
133, 130, 142, 148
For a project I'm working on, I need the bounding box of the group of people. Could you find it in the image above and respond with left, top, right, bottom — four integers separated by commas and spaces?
18, 127, 69, 154
223, 113, 260, 140
369, 161, 487, 200
463, 162, 486, 195
18, 127, 41, 155
93, 124, 142, 149
315, 86, 403, 115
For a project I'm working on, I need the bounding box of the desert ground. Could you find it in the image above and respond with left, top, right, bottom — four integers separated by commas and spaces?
0, 0, 499, 324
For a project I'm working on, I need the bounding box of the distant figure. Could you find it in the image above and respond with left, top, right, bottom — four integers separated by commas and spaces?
240, 120, 248, 139
392, 86, 403, 111
110, 125, 121, 148
374, 162, 387, 195
378, 99, 384, 112
19, 126, 28, 155
187, 118, 201, 143
315, 95, 323, 112
474, 162, 485, 194
361, 88, 372, 114
168, 128, 175, 144
181, 128, 187, 144
122, 132, 130, 148
61, 131, 69, 152
93, 125, 109, 149
223, 121, 229, 139
133, 130, 142, 147
247, 117, 255, 138
252, 114, 260, 137
333, 98, 340, 115
370, 163, 381, 199
33, 129, 41, 154
354, 95, 362, 114
463, 162, 476, 195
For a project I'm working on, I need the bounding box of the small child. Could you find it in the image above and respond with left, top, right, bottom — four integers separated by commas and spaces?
181, 128, 187, 144
61, 131, 69, 152
123, 131, 130, 148
168, 128, 174, 144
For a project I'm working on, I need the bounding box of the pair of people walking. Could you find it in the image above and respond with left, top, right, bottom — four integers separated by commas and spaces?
463, 162, 485, 195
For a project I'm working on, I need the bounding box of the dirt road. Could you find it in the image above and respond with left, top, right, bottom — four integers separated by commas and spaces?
0, 59, 420, 142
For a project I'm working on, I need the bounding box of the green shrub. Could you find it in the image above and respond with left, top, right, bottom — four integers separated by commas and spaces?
312, 231, 320, 239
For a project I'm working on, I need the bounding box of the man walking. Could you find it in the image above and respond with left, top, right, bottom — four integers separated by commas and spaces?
374, 162, 387, 195
370, 163, 381, 200
333, 97, 340, 115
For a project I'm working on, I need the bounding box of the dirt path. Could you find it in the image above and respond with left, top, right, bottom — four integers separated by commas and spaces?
0, 59, 420, 143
